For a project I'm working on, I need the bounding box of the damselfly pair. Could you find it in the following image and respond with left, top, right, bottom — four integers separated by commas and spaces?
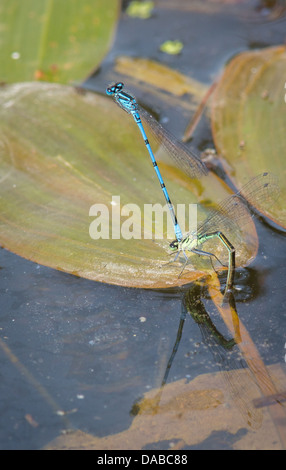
106, 82, 279, 294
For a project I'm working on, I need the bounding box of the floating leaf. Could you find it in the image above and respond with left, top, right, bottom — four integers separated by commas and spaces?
211, 45, 286, 229
0, 0, 120, 84
0, 82, 258, 288
159, 40, 184, 55
126, 1, 154, 19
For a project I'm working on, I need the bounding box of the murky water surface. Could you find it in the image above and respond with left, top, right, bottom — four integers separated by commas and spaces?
1, 1, 286, 450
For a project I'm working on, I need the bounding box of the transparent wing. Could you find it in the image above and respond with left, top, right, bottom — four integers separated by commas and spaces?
193, 172, 279, 264
139, 106, 208, 179
197, 172, 279, 238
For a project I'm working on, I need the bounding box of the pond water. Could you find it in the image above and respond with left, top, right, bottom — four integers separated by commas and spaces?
0, 219, 285, 449
1, 0, 286, 450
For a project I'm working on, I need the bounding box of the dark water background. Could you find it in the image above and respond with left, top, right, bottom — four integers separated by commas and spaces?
0, 0, 286, 449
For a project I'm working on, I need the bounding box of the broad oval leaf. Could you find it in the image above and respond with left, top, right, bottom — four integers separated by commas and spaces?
0, 82, 258, 288
0, 0, 120, 84
211, 45, 286, 229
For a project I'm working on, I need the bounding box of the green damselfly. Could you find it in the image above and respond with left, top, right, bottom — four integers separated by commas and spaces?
169, 172, 279, 295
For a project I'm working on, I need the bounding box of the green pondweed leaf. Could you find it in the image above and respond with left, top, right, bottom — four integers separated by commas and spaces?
211, 45, 286, 229
0, 82, 259, 288
0, 0, 120, 84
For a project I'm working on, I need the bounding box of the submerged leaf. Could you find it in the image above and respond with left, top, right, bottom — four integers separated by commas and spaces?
44, 364, 286, 450
0, 82, 258, 288
211, 45, 286, 229
114, 56, 207, 99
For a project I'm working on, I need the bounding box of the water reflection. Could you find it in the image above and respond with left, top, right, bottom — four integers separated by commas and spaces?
131, 278, 286, 447
183, 285, 263, 429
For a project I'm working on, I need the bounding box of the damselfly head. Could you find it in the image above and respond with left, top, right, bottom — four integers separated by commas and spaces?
115, 82, 124, 91
169, 239, 179, 251
106, 82, 124, 96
